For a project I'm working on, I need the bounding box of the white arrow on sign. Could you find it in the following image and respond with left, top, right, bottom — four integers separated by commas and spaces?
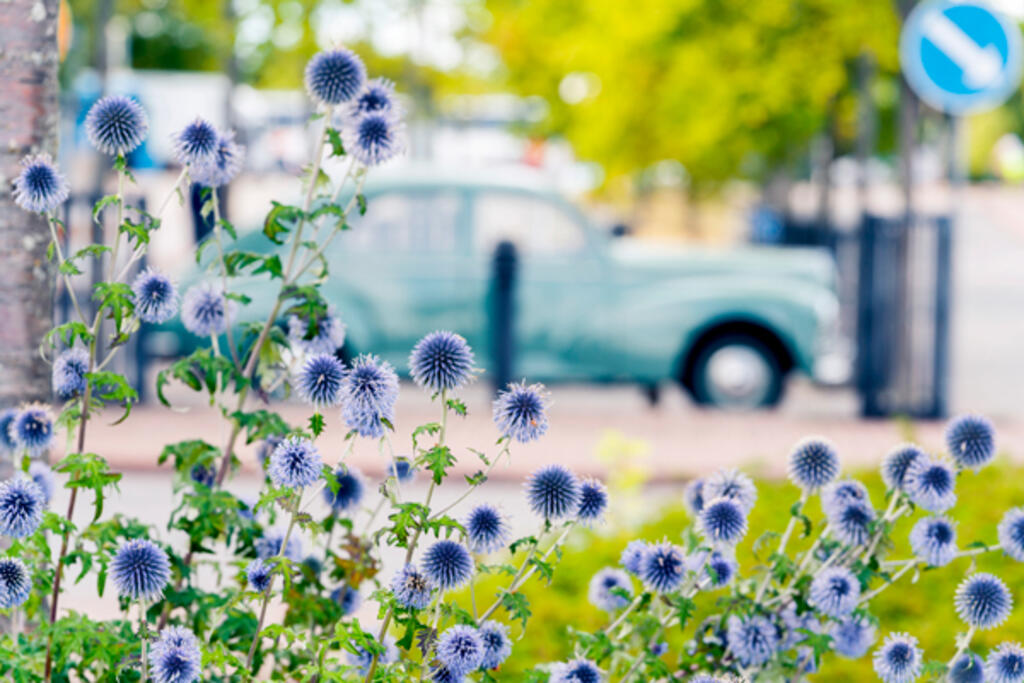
921, 10, 1004, 88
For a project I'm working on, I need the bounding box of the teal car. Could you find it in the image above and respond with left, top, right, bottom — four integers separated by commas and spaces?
155, 166, 849, 408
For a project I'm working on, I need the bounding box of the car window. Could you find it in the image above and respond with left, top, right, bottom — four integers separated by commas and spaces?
473, 192, 587, 255
344, 191, 460, 252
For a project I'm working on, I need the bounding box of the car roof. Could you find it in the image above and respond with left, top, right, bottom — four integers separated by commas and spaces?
361, 163, 565, 200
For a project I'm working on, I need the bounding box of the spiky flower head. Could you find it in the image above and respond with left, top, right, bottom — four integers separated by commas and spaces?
955, 572, 1012, 629
344, 111, 405, 166
726, 614, 779, 667
639, 541, 686, 593
493, 381, 550, 443
29, 461, 55, 505
132, 268, 179, 324
949, 652, 985, 683
287, 309, 346, 356
409, 330, 475, 393
904, 455, 957, 513
0, 476, 44, 538
189, 463, 214, 488
0, 558, 31, 608
295, 353, 346, 408
346, 637, 399, 676
788, 437, 840, 491
822, 478, 870, 517
150, 625, 202, 683
945, 414, 996, 470
437, 624, 484, 675
620, 540, 649, 576
422, 539, 473, 591
323, 465, 364, 514
810, 566, 861, 617
391, 563, 434, 609
245, 558, 273, 593
830, 614, 877, 659
173, 118, 219, 167
882, 444, 926, 491
478, 620, 512, 670
577, 479, 609, 524
305, 48, 366, 105
986, 642, 1024, 683
909, 516, 957, 567
525, 464, 581, 520
465, 503, 509, 554
255, 529, 302, 561
331, 584, 361, 615
873, 632, 924, 683
388, 458, 416, 483
86, 95, 148, 155
52, 347, 89, 400
181, 282, 234, 337
0, 409, 17, 455
703, 550, 738, 587
550, 659, 603, 683
429, 664, 462, 683
828, 499, 876, 547
190, 131, 244, 188
268, 436, 322, 490
341, 354, 399, 438
349, 77, 399, 118
588, 567, 633, 612
683, 478, 705, 516
11, 405, 54, 457
111, 538, 171, 600
13, 153, 69, 213
699, 496, 748, 546
703, 469, 757, 513
999, 507, 1024, 562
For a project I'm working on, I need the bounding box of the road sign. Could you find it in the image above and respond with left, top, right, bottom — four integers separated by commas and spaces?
900, 0, 1023, 114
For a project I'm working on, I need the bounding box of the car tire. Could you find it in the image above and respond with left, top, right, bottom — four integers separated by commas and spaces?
688, 334, 785, 409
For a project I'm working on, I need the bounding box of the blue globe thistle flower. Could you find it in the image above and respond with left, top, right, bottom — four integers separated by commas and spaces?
295, 353, 346, 408
0, 557, 31, 608
683, 478, 705, 516
525, 464, 581, 520
493, 382, 550, 443
726, 614, 779, 668
830, 614, 877, 658
0, 409, 18, 456
576, 479, 609, 524
255, 530, 302, 561
999, 508, 1024, 562
703, 469, 757, 513
29, 461, 55, 505
13, 153, 69, 213
810, 566, 861, 617
882, 444, 926, 491
650, 641, 668, 657
346, 637, 398, 676
699, 497, 748, 546
437, 624, 484, 675
588, 567, 633, 612
256, 435, 283, 469
85, 95, 148, 155
904, 455, 957, 513
323, 465, 365, 514
268, 436, 322, 490
788, 437, 840, 491
349, 78, 399, 118
0, 476, 45, 538
387, 458, 416, 483
828, 500, 876, 547
342, 354, 399, 438
189, 463, 215, 488
620, 540, 649, 576
190, 131, 244, 188
639, 541, 686, 593
986, 642, 1024, 683
330, 584, 361, 615
946, 414, 996, 470
245, 558, 273, 593
478, 620, 512, 670
181, 283, 234, 337
131, 268, 179, 324
550, 659, 602, 683
287, 309, 347, 356
949, 652, 985, 683
343, 111, 405, 167
873, 632, 923, 683
150, 626, 202, 683
110, 538, 171, 601
52, 347, 89, 400
822, 478, 870, 517
422, 539, 473, 591
305, 48, 366, 105
429, 664, 464, 683
702, 550, 738, 587
12, 405, 54, 457
390, 563, 435, 609
409, 330, 475, 393
909, 516, 957, 567
173, 118, 219, 167
955, 572, 1012, 629
466, 503, 509, 554
689, 677, 724, 683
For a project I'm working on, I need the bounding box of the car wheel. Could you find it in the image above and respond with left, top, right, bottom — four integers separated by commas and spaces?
689, 334, 785, 409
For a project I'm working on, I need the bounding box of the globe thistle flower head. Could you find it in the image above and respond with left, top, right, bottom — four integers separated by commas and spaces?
295, 353, 346, 408
999, 508, 1024, 562
342, 354, 399, 438
29, 461, 55, 505
986, 642, 1024, 683
189, 464, 214, 488
437, 624, 484, 675
822, 478, 870, 517
429, 664, 463, 683
704, 550, 738, 587
245, 558, 273, 593
880, 444, 925, 492
946, 414, 996, 470
422, 539, 473, 591
683, 478, 705, 516
268, 436, 323, 489
305, 48, 366, 105
904, 455, 957, 513
13, 153, 69, 213
346, 637, 398, 676
873, 632, 923, 683
788, 437, 840, 490
287, 309, 346, 356
255, 529, 302, 561
909, 515, 957, 567
52, 347, 89, 400
0, 476, 45, 538
132, 268, 179, 324
0, 558, 31, 608
331, 584, 361, 615
493, 381, 550, 443
465, 503, 509, 554
0, 409, 17, 455
150, 626, 202, 683
409, 330, 476, 393
703, 469, 757, 513
86, 95, 148, 155
810, 566, 861, 617
588, 567, 633, 612
620, 540, 649, 576
387, 458, 416, 483
830, 614, 877, 659
343, 111, 406, 166
699, 496, 748, 547
949, 652, 985, 683
640, 541, 686, 593
828, 500, 876, 547
12, 405, 54, 457
391, 563, 435, 609
577, 479, 609, 524
955, 572, 1012, 629
110, 538, 170, 600
190, 131, 244, 188
181, 282, 234, 337
349, 77, 399, 118
726, 614, 779, 667
478, 620, 512, 670
323, 465, 364, 514
525, 464, 581, 520
550, 659, 602, 683
173, 118, 219, 167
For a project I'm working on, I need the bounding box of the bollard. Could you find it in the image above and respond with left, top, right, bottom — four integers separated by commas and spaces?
490, 240, 518, 394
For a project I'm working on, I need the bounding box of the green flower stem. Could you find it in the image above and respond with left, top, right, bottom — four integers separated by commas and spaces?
859, 495, 910, 564
946, 626, 976, 678
955, 543, 1002, 558
429, 442, 511, 521
602, 594, 646, 636
620, 600, 674, 682
115, 166, 189, 282
858, 560, 919, 605
45, 211, 87, 324
210, 188, 241, 369
139, 599, 150, 683
755, 490, 808, 603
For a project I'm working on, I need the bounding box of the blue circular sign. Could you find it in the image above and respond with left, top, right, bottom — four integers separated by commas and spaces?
900, 0, 1023, 114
